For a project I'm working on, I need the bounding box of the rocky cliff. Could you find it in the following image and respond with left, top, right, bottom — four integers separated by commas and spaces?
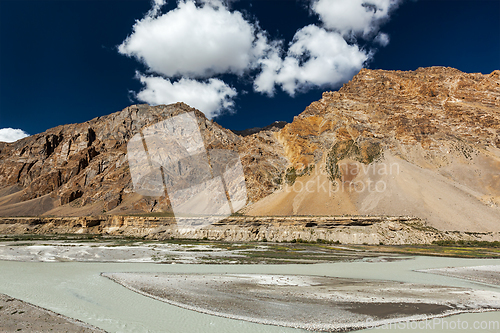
247, 67, 500, 232
0, 103, 286, 217
1, 66, 500, 233
2, 215, 499, 245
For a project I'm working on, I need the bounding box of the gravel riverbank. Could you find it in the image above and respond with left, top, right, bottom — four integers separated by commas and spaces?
103, 272, 500, 332
0, 293, 106, 332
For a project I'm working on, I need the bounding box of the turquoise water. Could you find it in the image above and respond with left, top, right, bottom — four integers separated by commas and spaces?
0, 257, 499, 332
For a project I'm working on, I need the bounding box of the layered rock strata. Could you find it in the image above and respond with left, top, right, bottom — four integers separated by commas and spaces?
1, 216, 499, 245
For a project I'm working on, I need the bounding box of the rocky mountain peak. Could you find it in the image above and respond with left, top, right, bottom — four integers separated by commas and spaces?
279, 66, 500, 171
250, 66, 500, 232
0, 102, 285, 216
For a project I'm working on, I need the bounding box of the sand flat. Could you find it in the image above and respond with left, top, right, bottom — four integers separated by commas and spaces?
419, 265, 500, 286
103, 272, 500, 332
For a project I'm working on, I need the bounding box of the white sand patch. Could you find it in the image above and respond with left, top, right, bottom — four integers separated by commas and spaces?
230, 274, 319, 286
419, 265, 500, 286
0, 241, 248, 263
102, 272, 500, 332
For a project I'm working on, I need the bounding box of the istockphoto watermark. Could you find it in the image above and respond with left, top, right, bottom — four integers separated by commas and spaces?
284, 161, 400, 196
127, 111, 247, 229
366, 318, 500, 330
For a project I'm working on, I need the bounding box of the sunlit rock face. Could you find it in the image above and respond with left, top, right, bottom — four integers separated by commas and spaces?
1, 66, 500, 233
0, 102, 286, 217
249, 67, 500, 232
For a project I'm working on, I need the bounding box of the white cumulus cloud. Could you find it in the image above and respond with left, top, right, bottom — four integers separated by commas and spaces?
254, 0, 401, 95
0, 128, 30, 143
120, 0, 402, 116
255, 25, 368, 95
312, 0, 401, 38
119, 0, 265, 78
136, 75, 237, 119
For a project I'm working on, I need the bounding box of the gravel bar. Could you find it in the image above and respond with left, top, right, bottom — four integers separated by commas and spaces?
103, 272, 500, 332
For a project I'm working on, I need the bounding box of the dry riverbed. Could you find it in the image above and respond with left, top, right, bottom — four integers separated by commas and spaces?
419, 265, 500, 286
0, 238, 412, 264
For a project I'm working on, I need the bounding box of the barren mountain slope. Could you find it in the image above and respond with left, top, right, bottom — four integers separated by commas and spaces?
247, 67, 500, 232
1, 66, 499, 233
0, 103, 286, 217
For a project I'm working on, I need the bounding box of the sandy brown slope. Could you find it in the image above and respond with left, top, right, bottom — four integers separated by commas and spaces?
246, 67, 500, 232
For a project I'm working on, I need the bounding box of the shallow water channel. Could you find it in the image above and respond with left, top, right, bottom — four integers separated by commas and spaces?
0, 256, 499, 332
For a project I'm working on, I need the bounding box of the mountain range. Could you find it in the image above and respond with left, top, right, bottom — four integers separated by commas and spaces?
1, 66, 499, 233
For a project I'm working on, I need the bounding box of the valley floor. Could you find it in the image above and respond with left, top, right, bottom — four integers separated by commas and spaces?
1, 237, 499, 332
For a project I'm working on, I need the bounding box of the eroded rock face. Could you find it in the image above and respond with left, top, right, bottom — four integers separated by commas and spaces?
279, 67, 500, 169
1, 66, 500, 233
0, 103, 287, 216
253, 66, 500, 232
2, 215, 499, 245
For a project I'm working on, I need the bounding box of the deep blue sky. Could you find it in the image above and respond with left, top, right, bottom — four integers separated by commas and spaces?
0, 0, 499, 136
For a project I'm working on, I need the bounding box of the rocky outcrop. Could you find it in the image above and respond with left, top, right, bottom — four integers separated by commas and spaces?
247, 67, 500, 232
1, 66, 500, 234
1, 215, 499, 245
0, 103, 286, 216
279, 67, 500, 165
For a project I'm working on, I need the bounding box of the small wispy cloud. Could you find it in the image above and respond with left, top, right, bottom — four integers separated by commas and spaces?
374, 32, 390, 47
312, 0, 401, 39
0, 128, 30, 143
